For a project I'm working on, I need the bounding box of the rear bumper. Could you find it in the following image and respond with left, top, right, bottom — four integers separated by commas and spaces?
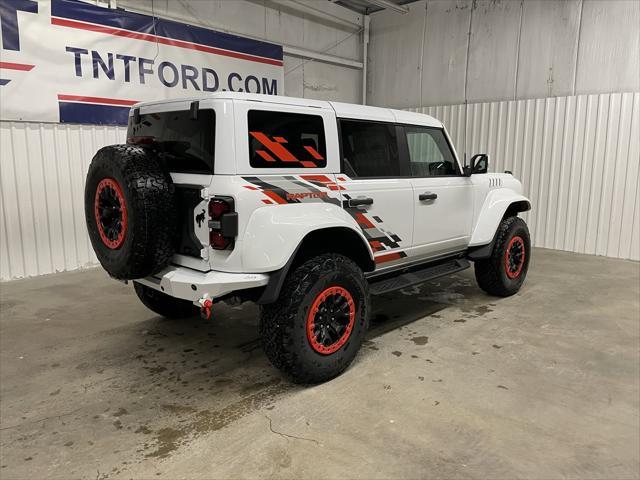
135, 266, 270, 302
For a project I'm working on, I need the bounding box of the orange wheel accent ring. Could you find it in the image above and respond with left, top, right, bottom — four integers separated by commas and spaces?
94, 178, 128, 249
505, 235, 525, 279
306, 286, 356, 355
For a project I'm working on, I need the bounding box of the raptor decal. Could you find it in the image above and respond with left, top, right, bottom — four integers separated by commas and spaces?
241, 175, 340, 206
242, 175, 407, 265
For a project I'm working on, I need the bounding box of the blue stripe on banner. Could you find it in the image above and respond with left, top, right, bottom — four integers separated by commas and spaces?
59, 102, 129, 126
0, 79, 11, 86
51, 0, 283, 61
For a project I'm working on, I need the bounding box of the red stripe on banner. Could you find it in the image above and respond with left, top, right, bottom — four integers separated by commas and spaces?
51, 17, 284, 67
0, 62, 35, 71
375, 252, 404, 264
57, 94, 138, 106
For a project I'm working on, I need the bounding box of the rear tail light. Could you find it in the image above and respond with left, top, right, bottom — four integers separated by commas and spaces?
208, 197, 237, 250
209, 230, 231, 250
209, 198, 230, 218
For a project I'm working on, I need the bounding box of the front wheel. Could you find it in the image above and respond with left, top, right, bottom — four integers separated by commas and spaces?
474, 216, 531, 297
260, 254, 370, 384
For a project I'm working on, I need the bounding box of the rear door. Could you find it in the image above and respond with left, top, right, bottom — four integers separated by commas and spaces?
401, 125, 473, 258
337, 119, 414, 270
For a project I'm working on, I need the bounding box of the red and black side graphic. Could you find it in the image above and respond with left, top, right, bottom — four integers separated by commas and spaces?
250, 132, 324, 169
298, 175, 346, 191
242, 175, 407, 265
242, 176, 298, 205
242, 176, 340, 206
341, 193, 408, 265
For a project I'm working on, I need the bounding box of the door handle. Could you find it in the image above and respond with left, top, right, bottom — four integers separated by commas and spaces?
348, 197, 374, 207
419, 192, 438, 201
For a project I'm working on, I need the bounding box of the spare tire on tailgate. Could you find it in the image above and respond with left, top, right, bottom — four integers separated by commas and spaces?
84, 145, 177, 280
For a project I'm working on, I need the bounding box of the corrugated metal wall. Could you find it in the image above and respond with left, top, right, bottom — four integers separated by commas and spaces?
368, 0, 640, 108
409, 92, 640, 261
1, 92, 638, 280
0, 122, 126, 280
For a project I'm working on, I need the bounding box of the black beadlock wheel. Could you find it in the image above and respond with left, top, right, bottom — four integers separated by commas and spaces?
84, 145, 177, 280
474, 216, 531, 297
260, 254, 369, 384
134, 282, 199, 319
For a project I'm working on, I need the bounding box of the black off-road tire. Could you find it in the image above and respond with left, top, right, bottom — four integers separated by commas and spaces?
474, 216, 531, 297
84, 145, 176, 279
260, 254, 370, 384
134, 282, 199, 319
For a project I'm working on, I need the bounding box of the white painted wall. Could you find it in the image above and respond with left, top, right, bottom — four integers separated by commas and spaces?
0, 123, 127, 280
368, 0, 640, 108
368, 0, 639, 264
118, 0, 365, 103
410, 93, 640, 261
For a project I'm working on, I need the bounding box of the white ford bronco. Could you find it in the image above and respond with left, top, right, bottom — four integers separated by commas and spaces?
85, 92, 531, 383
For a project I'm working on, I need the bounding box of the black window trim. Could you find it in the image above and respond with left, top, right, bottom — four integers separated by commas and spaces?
337, 117, 463, 180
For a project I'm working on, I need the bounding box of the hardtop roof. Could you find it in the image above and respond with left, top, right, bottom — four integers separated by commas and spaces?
133, 92, 443, 128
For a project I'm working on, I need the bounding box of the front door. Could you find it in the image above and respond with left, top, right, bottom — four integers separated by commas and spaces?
337, 119, 414, 270
401, 125, 473, 258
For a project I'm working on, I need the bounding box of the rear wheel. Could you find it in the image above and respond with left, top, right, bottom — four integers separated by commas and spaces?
474, 216, 531, 297
260, 254, 369, 384
134, 282, 198, 319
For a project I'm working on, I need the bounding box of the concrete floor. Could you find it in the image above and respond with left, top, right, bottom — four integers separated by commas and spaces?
0, 248, 638, 479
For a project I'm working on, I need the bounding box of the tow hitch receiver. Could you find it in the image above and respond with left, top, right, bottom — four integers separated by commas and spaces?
197, 294, 213, 320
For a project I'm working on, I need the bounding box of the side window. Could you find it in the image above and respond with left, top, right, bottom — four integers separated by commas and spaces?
248, 110, 326, 168
404, 126, 459, 176
339, 120, 401, 178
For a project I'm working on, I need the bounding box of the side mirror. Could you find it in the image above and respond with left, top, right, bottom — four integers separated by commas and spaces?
468, 153, 489, 175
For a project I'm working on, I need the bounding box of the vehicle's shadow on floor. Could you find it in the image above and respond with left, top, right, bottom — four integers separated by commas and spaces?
122, 270, 484, 377
0, 270, 491, 476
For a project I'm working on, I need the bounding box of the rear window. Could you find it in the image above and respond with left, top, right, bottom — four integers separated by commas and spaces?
248, 110, 327, 169
127, 109, 215, 174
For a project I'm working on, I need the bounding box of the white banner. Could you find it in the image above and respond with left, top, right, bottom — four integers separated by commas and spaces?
0, 0, 284, 125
